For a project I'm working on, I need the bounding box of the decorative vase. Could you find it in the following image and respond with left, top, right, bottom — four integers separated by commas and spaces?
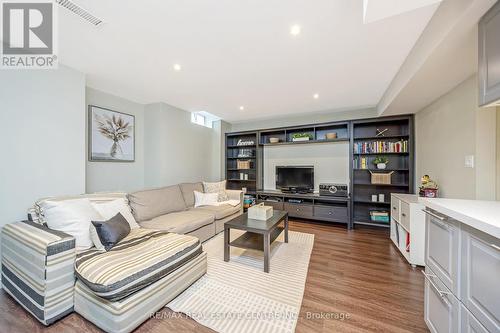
377, 163, 387, 170
110, 141, 123, 159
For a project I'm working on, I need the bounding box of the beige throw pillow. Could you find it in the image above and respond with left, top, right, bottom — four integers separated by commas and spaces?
203, 180, 229, 202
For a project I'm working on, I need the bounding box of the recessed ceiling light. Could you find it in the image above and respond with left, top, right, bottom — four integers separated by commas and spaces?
313, 93, 319, 99
173, 64, 181, 71
290, 24, 301, 36
239, 106, 245, 111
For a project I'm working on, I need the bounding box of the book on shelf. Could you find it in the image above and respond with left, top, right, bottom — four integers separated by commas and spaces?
353, 156, 368, 169
370, 211, 389, 217
369, 210, 390, 223
353, 140, 408, 154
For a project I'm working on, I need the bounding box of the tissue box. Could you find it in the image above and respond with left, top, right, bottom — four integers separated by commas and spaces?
248, 203, 273, 220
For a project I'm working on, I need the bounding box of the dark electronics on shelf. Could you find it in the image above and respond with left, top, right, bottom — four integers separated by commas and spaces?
319, 183, 348, 197
276, 166, 314, 193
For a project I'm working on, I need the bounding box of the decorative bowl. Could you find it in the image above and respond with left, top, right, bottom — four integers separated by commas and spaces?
269, 137, 280, 143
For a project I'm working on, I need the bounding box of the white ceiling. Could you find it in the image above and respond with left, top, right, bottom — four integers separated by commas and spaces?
363, 0, 442, 24
58, 0, 440, 122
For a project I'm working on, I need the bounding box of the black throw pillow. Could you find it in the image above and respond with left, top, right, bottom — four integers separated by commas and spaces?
92, 213, 131, 251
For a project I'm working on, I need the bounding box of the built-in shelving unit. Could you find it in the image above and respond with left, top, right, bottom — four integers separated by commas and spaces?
256, 190, 351, 228
225, 115, 414, 229
225, 132, 258, 193
259, 122, 349, 145
351, 116, 413, 227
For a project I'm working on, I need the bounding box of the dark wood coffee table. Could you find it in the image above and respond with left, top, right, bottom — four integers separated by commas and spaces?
224, 210, 288, 273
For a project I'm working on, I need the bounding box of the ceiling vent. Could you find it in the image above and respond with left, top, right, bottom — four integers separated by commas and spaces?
56, 0, 104, 26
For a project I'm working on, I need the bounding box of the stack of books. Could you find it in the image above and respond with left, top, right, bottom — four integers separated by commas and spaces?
353, 156, 368, 169
370, 210, 389, 223
353, 140, 408, 154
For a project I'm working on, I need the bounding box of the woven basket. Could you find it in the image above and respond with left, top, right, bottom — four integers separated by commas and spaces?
237, 159, 251, 169
370, 171, 394, 185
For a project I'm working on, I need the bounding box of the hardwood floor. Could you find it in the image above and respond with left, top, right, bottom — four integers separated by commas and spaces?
0, 220, 428, 333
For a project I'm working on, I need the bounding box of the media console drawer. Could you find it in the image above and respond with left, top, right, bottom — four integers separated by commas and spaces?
314, 205, 348, 221
284, 203, 313, 218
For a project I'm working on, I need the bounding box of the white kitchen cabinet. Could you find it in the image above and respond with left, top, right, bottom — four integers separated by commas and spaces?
422, 199, 500, 333
460, 224, 500, 333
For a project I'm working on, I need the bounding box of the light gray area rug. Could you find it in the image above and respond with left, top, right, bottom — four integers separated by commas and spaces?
167, 230, 314, 333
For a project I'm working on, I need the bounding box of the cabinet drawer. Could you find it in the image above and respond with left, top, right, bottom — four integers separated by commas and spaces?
314, 205, 348, 222
391, 196, 400, 222
424, 267, 460, 333
460, 224, 500, 333
257, 200, 284, 211
400, 201, 410, 231
424, 209, 460, 296
460, 304, 489, 333
284, 203, 313, 218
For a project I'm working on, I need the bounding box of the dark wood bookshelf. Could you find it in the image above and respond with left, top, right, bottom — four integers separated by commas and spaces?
353, 152, 409, 155
225, 115, 414, 229
227, 145, 256, 148
350, 116, 414, 227
354, 134, 409, 140
353, 182, 409, 187
261, 137, 349, 146
227, 179, 256, 182
227, 157, 256, 159
225, 131, 259, 192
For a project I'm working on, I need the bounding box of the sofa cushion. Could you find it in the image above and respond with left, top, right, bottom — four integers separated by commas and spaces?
203, 181, 229, 202
128, 185, 186, 222
179, 182, 203, 207
139, 210, 214, 234
190, 204, 240, 220
33, 192, 129, 225
91, 213, 131, 251
91, 198, 140, 230
75, 228, 203, 301
194, 191, 219, 208
42, 198, 103, 250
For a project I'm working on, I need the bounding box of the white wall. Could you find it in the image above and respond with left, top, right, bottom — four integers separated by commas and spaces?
497, 107, 500, 200
230, 107, 377, 132
0, 65, 86, 232
144, 103, 220, 187
85, 87, 145, 192
262, 143, 349, 192
415, 75, 497, 199
213, 120, 231, 180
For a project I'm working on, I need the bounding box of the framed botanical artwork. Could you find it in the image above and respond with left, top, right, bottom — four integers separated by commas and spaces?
89, 105, 135, 162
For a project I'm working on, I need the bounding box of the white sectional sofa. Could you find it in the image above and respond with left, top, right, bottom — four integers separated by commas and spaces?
0, 182, 243, 332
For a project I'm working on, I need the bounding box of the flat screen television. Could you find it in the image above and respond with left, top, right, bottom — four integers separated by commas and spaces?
276, 166, 314, 193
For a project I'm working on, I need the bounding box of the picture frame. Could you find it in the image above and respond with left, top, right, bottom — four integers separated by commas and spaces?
88, 105, 135, 162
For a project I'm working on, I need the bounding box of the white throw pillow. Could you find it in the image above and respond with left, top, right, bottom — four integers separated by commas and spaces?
42, 198, 103, 250
89, 199, 138, 251
203, 180, 229, 202
91, 199, 139, 230
194, 191, 219, 207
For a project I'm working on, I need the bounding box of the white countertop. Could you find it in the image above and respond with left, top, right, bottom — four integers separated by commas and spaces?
391, 193, 421, 204
420, 198, 500, 239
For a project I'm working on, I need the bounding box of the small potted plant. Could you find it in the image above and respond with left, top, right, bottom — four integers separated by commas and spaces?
373, 156, 389, 170
292, 133, 313, 142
